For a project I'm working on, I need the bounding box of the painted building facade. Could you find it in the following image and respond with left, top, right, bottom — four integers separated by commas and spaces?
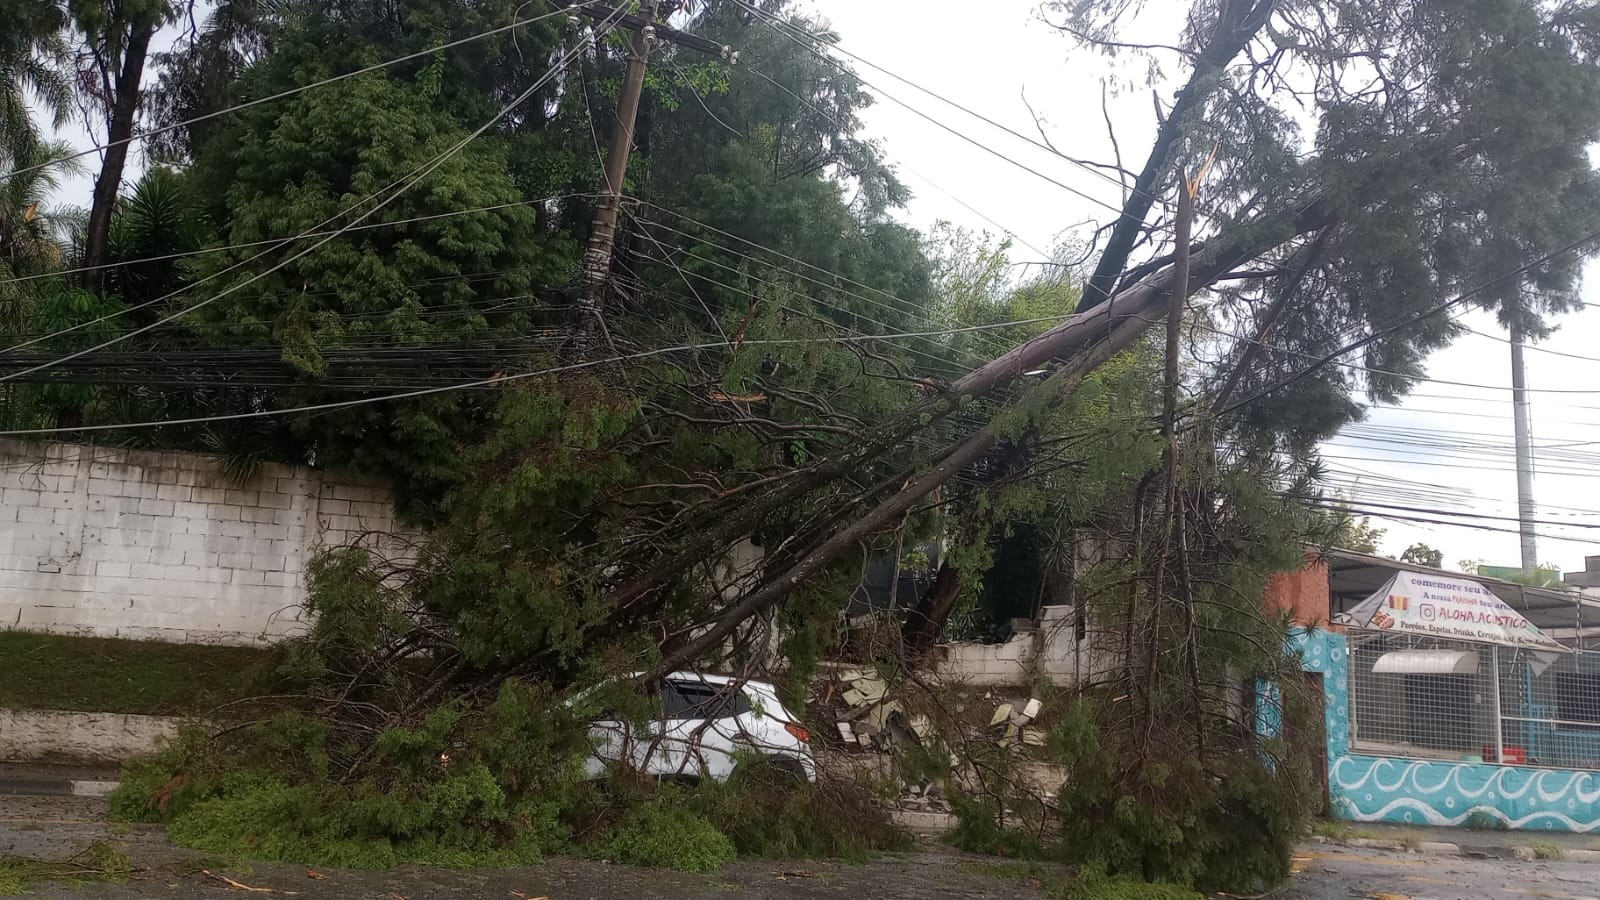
1278, 550, 1600, 833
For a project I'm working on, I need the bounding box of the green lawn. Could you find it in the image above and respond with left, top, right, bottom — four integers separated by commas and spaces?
0, 631, 270, 717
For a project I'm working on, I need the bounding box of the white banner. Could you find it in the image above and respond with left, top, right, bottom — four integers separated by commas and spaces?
1342, 570, 1570, 651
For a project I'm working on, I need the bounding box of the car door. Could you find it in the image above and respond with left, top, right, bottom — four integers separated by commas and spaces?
585, 692, 663, 778
657, 679, 750, 780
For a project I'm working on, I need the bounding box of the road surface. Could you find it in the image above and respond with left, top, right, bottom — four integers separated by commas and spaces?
1282, 844, 1600, 899
5, 795, 1600, 898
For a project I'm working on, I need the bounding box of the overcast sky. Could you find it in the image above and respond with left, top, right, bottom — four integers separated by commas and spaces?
33, 1, 1600, 577
804, 0, 1600, 577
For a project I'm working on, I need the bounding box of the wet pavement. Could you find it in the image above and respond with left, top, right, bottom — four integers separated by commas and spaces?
1281, 844, 1600, 899
0, 795, 1057, 899
7, 795, 1600, 898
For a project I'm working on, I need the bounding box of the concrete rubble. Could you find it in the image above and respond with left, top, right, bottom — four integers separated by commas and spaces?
819, 666, 1055, 814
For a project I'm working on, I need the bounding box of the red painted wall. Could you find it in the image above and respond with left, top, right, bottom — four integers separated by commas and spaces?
1264, 556, 1334, 627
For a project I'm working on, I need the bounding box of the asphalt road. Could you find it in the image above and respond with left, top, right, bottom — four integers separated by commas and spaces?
1281, 845, 1600, 900
6, 795, 1600, 898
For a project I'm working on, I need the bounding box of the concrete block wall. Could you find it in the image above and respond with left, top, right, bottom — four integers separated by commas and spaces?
933, 605, 1120, 687
0, 440, 413, 645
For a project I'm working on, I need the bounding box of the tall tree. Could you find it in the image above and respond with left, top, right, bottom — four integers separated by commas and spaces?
645, 0, 1600, 674
0, 0, 72, 165
69, 0, 181, 292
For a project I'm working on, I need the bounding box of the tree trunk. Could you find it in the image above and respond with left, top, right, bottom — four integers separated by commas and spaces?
1075, 0, 1278, 312
902, 561, 961, 661
80, 22, 155, 295
646, 286, 1170, 681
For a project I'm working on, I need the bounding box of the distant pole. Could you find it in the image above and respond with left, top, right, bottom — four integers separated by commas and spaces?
1510, 321, 1538, 572
575, 0, 662, 353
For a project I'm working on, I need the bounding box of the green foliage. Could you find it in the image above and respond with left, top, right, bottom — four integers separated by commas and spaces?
0, 843, 131, 896
112, 686, 584, 868
1465, 810, 1507, 831
1051, 862, 1202, 900
1328, 498, 1385, 554
696, 762, 910, 860
1399, 543, 1444, 568
1464, 560, 1565, 588
947, 794, 1046, 860
1530, 840, 1565, 860
1047, 700, 1314, 894
598, 802, 736, 873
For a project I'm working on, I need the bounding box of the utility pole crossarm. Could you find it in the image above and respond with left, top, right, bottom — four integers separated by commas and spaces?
566, 2, 729, 57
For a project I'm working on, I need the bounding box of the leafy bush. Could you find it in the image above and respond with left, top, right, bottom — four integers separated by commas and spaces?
947, 794, 1045, 860
1049, 702, 1314, 893
107, 723, 215, 823
696, 761, 910, 859
599, 802, 736, 872
111, 683, 586, 868
1051, 862, 1203, 900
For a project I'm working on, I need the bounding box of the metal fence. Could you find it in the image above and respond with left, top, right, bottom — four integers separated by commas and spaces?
1348, 631, 1600, 769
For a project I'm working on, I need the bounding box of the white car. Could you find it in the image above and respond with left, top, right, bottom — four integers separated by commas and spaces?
582, 672, 816, 783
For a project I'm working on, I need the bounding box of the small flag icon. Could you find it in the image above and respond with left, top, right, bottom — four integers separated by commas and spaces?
1388, 594, 1409, 611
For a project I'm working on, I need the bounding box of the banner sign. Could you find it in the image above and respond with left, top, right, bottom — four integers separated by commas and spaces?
1339, 570, 1570, 651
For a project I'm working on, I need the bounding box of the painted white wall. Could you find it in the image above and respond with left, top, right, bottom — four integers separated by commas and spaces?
0, 440, 414, 645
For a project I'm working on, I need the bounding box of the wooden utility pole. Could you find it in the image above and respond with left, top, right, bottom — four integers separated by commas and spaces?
567, 2, 729, 354
574, 0, 662, 353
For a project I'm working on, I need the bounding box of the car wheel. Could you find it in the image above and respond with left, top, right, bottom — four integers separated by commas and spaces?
730, 756, 807, 790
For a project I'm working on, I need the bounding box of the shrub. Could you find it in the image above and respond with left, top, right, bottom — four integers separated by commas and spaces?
110, 683, 586, 869
1051, 862, 1203, 900
1045, 701, 1314, 894
947, 794, 1045, 860
600, 802, 736, 872
696, 762, 910, 859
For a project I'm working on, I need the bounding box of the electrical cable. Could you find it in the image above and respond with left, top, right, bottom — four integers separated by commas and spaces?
0, 3, 598, 184
0, 196, 594, 290
0, 9, 628, 384
0, 315, 1141, 436
732, 0, 1169, 216
1212, 226, 1600, 417
737, 63, 1055, 259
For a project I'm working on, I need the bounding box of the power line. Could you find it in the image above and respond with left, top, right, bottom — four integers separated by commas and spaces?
0, 4, 596, 184
1213, 227, 1600, 417
0, 11, 627, 385
635, 202, 1061, 361
0, 316, 1122, 437
630, 225, 1030, 364
732, 0, 1165, 216
1197, 319, 1600, 395
1291, 494, 1600, 532
737, 63, 1055, 259
1293, 495, 1600, 546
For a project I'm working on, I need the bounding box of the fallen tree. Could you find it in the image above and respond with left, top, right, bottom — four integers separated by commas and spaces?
105, 0, 1600, 890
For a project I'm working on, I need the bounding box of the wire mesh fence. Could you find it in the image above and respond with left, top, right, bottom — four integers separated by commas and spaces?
1498, 647, 1600, 769
1347, 630, 1600, 769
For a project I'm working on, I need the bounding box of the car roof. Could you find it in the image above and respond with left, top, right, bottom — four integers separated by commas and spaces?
661, 671, 777, 693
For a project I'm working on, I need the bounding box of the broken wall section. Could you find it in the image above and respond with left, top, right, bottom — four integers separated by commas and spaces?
932, 605, 1121, 687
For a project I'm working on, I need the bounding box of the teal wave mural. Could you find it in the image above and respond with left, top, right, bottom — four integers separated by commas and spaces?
1330, 755, 1600, 831
1291, 628, 1600, 833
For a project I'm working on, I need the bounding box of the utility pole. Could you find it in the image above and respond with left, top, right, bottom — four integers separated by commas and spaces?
575, 0, 661, 353
568, 2, 730, 354
1510, 321, 1539, 572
